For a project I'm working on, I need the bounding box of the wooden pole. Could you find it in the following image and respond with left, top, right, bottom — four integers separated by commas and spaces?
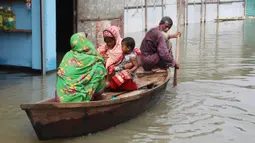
243, 18, 245, 43
145, 0, 148, 32
173, 0, 181, 87
200, 0, 203, 23
217, 0, 220, 20
173, 35, 180, 87
216, 22, 219, 63
161, 0, 164, 17
216, 21, 219, 42
184, 20, 188, 53
203, 22, 206, 48
199, 23, 202, 51
204, 0, 206, 23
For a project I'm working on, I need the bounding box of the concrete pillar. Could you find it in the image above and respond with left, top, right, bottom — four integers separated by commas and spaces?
161, 0, 164, 17
243, 0, 246, 18
177, 0, 185, 26
185, 0, 188, 25
200, 0, 203, 23
176, 0, 180, 26
204, 0, 207, 22
217, 0, 220, 20
77, 0, 125, 48
145, 0, 148, 32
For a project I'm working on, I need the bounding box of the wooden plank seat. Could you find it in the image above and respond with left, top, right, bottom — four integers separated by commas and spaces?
136, 69, 168, 78
101, 80, 157, 100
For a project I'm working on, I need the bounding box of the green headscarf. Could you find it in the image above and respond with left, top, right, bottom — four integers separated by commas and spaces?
56, 32, 107, 102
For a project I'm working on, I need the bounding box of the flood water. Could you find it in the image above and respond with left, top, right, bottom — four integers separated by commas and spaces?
1, 13, 255, 143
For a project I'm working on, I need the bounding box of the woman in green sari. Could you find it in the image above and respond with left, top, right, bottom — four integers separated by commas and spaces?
55, 32, 107, 103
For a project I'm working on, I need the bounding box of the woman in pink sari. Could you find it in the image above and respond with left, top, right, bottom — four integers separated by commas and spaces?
97, 26, 123, 70
98, 26, 141, 91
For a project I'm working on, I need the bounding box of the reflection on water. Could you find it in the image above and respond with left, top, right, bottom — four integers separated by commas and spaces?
124, 3, 244, 34
1, 20, 255, 143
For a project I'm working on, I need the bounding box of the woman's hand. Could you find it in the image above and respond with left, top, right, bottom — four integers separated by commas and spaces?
108, 65, 115, 74
102, 54, 109, 61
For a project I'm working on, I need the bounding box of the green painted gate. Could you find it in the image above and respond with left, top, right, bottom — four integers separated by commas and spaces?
246, 0, 255, 16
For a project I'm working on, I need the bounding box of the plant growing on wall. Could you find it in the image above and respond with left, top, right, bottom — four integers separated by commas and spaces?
3, 5, 16, 30
0, 6, 4, 30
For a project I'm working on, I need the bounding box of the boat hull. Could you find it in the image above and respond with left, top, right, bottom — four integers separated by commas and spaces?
23, 82, 168, 140
21, 70, 170, 140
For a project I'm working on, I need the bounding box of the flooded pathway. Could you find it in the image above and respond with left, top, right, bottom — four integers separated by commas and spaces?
1, 20, 255, 143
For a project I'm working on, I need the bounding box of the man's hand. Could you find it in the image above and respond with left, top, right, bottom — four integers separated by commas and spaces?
175, 63, 180, 69
168, 32, 182, 39
174, 32, 181, 38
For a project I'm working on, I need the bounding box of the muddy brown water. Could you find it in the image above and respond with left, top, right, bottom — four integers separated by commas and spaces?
0, 20, 255, 143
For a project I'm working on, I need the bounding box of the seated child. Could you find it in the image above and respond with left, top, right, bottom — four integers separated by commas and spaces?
107, 37, 139, 91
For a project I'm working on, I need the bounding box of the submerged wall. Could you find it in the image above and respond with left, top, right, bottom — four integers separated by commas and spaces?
0, 1, 41, 70
77, 0, 125, 48
246, 0, 255, 17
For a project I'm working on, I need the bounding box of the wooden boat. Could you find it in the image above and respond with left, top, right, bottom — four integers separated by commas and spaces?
20, 69, 170, 140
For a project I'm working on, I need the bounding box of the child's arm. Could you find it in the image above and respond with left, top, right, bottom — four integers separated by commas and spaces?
123, 63, 133, 69
128, 56, 138, 73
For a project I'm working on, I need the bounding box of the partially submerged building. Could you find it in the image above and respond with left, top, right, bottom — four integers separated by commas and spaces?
0, 0, 124, 74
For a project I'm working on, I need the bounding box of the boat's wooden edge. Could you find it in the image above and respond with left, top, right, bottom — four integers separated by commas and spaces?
136, 69, 167, 78
20, 70, 171, 110
20, 91, 147, 110
101, 80, 157, 100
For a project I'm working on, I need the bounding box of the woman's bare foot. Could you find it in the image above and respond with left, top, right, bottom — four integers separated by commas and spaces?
105, 81, 110, 88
